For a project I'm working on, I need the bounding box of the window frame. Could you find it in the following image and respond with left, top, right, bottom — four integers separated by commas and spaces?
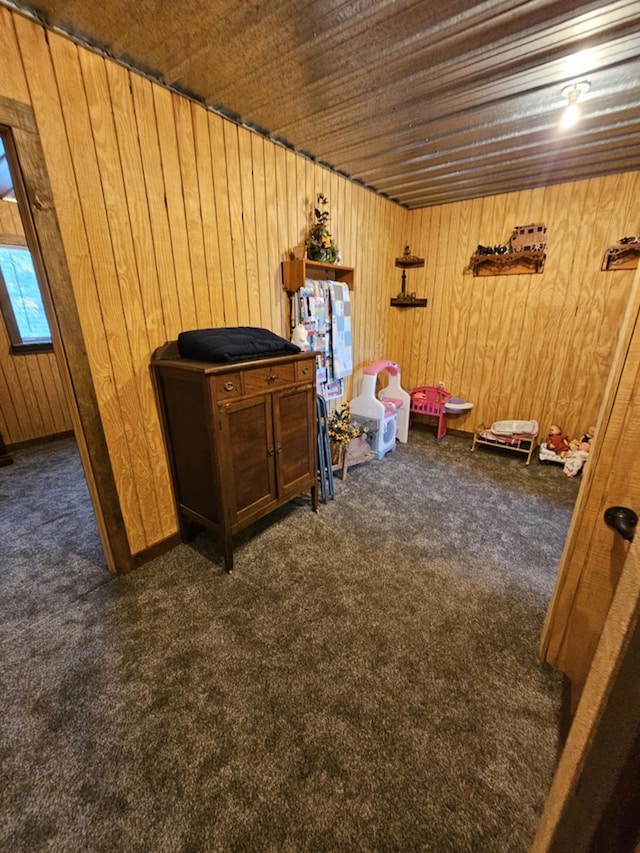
0, 130, 53, 355
0, 234, 53, 354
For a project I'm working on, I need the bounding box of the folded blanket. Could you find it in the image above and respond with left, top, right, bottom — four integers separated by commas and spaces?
178, 327, 300, 363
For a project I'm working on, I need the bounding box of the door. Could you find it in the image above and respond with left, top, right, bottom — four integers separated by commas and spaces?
532, 532, 640, 851
224, 394, 277, 525
540, 260, 640, 709
273, 384, 316, 499
533, 262, 640, 849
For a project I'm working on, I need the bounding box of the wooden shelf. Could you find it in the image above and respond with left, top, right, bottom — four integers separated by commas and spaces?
392, 252, 426, 306
395, 258, 425, 269
390, 296, 428, 308
470, 250, 546, 276
281, 258, 354, 293
601, 244, 640, 271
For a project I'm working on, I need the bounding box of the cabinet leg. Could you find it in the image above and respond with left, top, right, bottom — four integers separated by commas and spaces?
0, 429, 13, 466
223, 534, 234, 574
179, 515, 196, 542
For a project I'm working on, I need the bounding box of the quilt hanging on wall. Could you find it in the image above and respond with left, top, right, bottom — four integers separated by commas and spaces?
292, 279, 352, 399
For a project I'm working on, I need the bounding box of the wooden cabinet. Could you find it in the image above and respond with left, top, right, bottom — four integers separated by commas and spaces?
151, 344, 317, 572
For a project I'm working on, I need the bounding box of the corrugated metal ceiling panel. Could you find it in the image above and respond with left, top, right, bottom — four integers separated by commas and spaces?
5, 0, 640, 208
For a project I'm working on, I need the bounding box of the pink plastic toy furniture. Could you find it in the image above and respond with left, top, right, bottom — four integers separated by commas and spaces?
373, 361, 411, 443
349, 360, 411, 458
409, 386, 452, 441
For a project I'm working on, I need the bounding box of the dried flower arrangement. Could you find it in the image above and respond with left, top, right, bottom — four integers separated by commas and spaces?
327, 403, 361, 446
306, 193, 338, 263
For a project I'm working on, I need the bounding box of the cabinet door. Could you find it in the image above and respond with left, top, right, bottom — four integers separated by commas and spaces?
221, 394, 277, 525
273, 385, 316, 498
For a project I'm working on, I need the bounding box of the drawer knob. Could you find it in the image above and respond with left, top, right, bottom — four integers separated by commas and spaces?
301, 366, 310, 374
267, 374, 277, 383
224, 381, 235, 392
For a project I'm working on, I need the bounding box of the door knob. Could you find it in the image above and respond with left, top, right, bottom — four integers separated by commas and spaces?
604, 506, 638, 542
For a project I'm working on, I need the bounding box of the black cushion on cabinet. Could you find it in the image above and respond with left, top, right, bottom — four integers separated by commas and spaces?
178, 326, 301, 363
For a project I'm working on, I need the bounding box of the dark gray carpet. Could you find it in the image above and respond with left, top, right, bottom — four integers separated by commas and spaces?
0, 430, 579, 852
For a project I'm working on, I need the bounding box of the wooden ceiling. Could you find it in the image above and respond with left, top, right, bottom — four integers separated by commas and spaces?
6, 0, 640, 208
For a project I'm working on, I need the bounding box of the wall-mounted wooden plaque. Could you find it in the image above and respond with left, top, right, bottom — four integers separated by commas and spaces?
470, 250, 546, 277
601, 244, 640, 271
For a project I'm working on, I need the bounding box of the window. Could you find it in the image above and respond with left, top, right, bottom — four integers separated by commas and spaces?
0, 243, 52, 352
0, 127, 52, 354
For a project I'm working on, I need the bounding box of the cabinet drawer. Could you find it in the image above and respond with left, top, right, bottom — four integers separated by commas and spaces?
295, 360, 315, 382
243, 363, 295, 393
212, 372, 243, 399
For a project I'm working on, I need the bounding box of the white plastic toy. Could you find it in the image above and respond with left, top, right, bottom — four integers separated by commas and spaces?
349, 360, 411, 459
291, 322, 309, 351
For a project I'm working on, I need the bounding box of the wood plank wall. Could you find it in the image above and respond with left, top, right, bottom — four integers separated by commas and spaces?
0, 6, 637, 559
0, 8, 405, 556
387, 177, 639, 442
0, 197, 72, 444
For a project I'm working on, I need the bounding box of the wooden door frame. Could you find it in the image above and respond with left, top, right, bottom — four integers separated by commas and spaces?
539, 259, 640, 700
1, 95, 132, 574
534, 261, 640, 848
532, 532, 640, 850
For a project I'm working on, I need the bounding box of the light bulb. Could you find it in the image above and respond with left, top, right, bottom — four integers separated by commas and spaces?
559, 81, 590, 131
560, 102, 580, 130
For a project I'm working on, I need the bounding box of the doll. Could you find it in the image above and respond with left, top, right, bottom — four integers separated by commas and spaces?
580, 425, 596, 445
546, 424, 571, 457
563, 440, 591, 477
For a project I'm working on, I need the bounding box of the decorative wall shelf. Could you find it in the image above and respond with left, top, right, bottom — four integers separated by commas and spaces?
469, 250, 546, 277
391, 246, 428, 307
601, 243, 640, 271
390, 296, 428, 307
281, 258, 354, 293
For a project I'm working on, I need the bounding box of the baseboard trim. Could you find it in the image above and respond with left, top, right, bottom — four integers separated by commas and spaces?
409, 424, 473, 440
132, 532, 182, 568
7, 430, 74, 451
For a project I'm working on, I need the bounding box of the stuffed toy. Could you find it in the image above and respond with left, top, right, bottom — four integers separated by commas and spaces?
290, 323, 309, 351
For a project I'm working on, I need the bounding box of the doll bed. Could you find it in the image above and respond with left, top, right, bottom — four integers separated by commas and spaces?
471, 420, 539, 464
538, 442, 565, 464
539, 441, 589, 476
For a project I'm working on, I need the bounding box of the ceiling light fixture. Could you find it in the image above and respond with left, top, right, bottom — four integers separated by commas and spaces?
560, 81, 590, 130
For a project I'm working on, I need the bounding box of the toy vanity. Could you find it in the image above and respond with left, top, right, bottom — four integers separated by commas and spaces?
349, 360, 411, 459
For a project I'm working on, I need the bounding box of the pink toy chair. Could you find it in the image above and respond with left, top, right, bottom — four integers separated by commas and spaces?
409, 386, 452, 441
